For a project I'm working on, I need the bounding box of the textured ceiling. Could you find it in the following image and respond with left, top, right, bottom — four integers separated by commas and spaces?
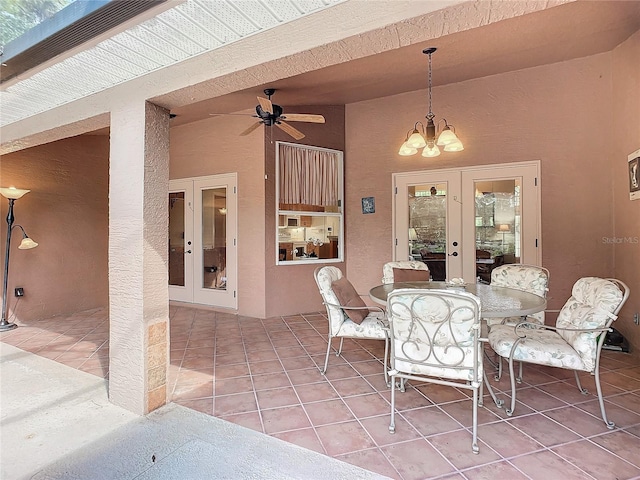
0, 0, 345, 128
1, 0, 639, 140
163, 0, 640, 127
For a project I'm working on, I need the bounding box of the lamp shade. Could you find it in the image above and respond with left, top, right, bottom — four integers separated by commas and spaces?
421, 144, 441, 157
0, 187, 30, 199
398, 143, 418, 156
406, 130, 426, 149
436, 128, 459, 146
18, 237, 38, 249
498, 224, 510, 232
443, 139, 464, 152
409, 228, 418, 241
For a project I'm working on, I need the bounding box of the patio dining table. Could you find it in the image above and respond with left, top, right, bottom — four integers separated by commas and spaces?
368, 281, 547, 319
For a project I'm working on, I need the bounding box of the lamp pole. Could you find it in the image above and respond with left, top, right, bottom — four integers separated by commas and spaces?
0, 187, 35, 332
1, 198, 18, 331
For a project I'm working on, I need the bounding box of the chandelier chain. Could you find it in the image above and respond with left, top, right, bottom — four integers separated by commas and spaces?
427, 51, 434, 121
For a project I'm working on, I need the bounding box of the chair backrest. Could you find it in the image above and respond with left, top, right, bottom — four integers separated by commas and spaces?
556, 277, 629, 372
387, 288, 482, 382
382, 261, 430, 284
314, 266, 348, 334
490, 264, 550, 323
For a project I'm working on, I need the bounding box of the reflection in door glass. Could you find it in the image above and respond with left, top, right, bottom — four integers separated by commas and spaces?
202, 188, 227, 290
409, 184, 447, 281
474, 179, 521, 282
169, 192, 185, 287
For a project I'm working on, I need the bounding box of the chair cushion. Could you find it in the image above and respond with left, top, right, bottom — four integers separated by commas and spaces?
488, 324, 586, 371
336, 312, 388, 339
331, 276, 367, 324
393, 268, 430, 283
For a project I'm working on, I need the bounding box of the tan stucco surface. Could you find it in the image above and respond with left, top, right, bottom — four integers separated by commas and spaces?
1, 1, 638, 353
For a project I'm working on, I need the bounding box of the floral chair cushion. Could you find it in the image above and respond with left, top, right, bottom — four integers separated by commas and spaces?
382, 261, 430, 285
337, 313, 387, 339
487, 264, 549, 326
488, 324, 586, 370
488, 277, 624, 373
388, 289, 482, 382
315, 266, 349, 334
555, 277, 623, 371
315, 266, 386, 338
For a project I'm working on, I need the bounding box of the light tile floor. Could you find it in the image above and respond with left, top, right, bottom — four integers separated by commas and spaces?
3, 305, 640, 480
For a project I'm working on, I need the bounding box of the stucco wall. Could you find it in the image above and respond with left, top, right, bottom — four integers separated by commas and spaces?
169, 114, 265, 318
0, 136, 109, 321
263, 105, 346, 318
345, 53, 620, 314
612, 31, 640, 348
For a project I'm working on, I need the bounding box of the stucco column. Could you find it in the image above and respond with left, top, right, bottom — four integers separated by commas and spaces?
108, 101, 170, 415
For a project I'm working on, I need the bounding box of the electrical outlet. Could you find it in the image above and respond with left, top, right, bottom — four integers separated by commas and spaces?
634, 312, 639, 326
15, 287, 24, 297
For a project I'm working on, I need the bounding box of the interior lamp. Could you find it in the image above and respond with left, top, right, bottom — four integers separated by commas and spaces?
398, 47, 464, 158
498, 224, 510, 252
1, 187, 38, 332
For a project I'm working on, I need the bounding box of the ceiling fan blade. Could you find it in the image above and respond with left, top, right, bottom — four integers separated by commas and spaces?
257, 96, 273, 114
209, 113, 256, 117
276, 121, 305, 140
280, 113, 325, 124
240, 122, 262, 136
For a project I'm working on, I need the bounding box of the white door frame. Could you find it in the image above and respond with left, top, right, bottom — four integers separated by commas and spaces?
169, 174, 237, 309
393, 161, 541, 283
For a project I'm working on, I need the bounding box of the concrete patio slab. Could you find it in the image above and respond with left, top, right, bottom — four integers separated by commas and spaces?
0, 342, 389, 480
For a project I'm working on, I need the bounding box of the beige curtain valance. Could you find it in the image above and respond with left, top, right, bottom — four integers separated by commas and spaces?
279, 144, 339, 207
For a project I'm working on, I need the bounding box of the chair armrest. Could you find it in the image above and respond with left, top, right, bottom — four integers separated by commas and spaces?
514, 321, 612, 338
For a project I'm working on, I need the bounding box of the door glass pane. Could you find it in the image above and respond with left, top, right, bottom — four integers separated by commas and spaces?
202, 187, 227, 290
169, 192, 185, 287
409, 184, 446, 281
474, 179, 521, 282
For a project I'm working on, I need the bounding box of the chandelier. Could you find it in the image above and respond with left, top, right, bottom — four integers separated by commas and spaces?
399, 47, 464, 157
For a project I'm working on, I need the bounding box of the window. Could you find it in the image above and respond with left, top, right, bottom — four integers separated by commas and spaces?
276, 142, 343, 264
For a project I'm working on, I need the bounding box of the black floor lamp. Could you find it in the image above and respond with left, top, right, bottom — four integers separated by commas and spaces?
1, 187, 38, 332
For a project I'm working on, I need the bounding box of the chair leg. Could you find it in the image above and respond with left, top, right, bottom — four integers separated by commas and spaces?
321, 337, 333, 374
336, 337, 344, 356
593, 366, 615, 429
483, 368, 504, 409
495, 356, 503, 381
574, 371, 588, 395
505, 354, 518, 416
516, 361, 523, 384
389, 374, 397, 434
471, 384, 479, 454
383, 335, 390, 387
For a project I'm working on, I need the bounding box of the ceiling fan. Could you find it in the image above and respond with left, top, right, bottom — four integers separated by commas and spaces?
232, 89, 325, 140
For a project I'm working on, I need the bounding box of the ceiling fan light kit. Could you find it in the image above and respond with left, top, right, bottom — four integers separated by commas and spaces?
399, 47, 464, 158
235, 88, 325, 141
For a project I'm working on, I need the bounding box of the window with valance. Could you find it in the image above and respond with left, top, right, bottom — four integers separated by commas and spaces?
276, 142, 343, 264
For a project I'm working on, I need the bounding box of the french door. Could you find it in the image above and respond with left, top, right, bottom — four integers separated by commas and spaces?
169, 174, 237, 309
394, 161, 540, 283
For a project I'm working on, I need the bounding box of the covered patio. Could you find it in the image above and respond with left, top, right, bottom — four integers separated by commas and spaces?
3, 305, 640, 479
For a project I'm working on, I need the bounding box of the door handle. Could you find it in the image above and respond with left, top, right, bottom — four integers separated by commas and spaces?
186, 250, 192, 254
448, 252, 458, 257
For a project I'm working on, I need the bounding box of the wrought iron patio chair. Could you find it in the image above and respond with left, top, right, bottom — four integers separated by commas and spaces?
381, 260, 430, 284
486, 264, 550, 380
314, 266, 389, 382
387, 288, 484, 453
488, 277, 629, 427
